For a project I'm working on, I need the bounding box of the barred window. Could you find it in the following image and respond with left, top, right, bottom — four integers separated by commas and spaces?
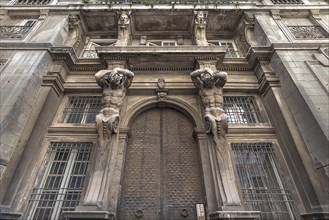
224, 96, 263, 124
61, 96, 102, 123
232, 143, 298, 220
27, 142, 92, 220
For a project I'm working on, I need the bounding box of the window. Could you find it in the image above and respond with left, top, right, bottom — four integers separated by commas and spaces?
27, 142, 92, 220
232, 143, 298, 220
147, 40, 177, 46
223, 96, 263, 124
61, 96, 102, 123
81, 40, 116, 58
208, 41, 239, 58
0, 19, 37, 39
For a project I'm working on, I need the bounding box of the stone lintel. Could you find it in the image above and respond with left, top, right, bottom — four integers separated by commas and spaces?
62, 211, 115, 220
210, 211, 261, 220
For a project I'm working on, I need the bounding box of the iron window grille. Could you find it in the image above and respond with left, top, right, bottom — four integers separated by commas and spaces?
232, 143, 298, 220
27, 142, 92, 220
61, 96, 102, 123
223, 96, 263, 124
208, 41, 239, 58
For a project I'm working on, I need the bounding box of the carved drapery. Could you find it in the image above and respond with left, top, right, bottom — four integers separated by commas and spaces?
194, 11, 208, 46
190, 67, 241, 209
81, 67, 134, 213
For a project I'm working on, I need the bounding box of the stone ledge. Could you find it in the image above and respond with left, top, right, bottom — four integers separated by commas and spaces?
62, 211, 115, 220
210, 211, 261, 220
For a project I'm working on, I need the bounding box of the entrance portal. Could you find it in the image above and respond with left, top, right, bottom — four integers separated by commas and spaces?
118, 108, 205, 220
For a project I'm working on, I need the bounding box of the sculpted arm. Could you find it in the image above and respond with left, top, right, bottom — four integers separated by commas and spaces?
214, 71, 228, 87
113, 67, 135, 88
190, 68, 211, 89
95, 70, 110, 87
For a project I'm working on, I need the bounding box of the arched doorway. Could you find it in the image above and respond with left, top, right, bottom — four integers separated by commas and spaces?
118, 107, 205, 220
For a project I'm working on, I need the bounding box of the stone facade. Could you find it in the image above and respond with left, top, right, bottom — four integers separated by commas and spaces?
0, 0, 328, 219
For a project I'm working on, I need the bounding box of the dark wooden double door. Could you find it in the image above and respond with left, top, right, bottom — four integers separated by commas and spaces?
118, 108, 205, 220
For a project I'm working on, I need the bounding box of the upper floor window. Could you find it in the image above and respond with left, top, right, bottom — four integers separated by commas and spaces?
0, 19, 37, 39
27, 142, 92, 220
61, 96, 102, 123
223, 96, 264, 124
147, 40, 177, 46
232, 143, 298, 220
208, 40, 239, 58
81, 39, 116, 58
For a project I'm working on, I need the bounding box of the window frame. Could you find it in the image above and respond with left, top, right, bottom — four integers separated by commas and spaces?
223, 94, 270, 126
26, 142, 94, 220
146, 40, 178, 47
208, 40, 240, 58
81, 39, 116, 58
230, 141, 299, 220
54, 95, 102, 125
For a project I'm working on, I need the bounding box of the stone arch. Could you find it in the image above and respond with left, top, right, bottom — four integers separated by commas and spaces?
121, 96, 204, 130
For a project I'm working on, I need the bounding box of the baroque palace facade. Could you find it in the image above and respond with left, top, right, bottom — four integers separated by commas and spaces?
0, 0, 328, 219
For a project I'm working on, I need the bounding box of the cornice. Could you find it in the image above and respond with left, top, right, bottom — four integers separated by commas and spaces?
1, 4, 328, 12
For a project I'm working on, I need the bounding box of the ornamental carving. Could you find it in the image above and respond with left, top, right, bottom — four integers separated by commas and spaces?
95, 67, 134, 153
288, 26, 328, 39
115, 12, 131, 46
156, 78, 168, 101
0, 26, 32, 39
194, 11, 208, 46
190, 68, 241, 207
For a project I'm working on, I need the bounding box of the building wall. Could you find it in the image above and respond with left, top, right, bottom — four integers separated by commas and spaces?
0, 1, 328, 219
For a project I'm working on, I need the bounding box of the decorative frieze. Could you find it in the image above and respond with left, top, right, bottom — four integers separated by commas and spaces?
288, 26, 328, 39
0, 26, 32, 39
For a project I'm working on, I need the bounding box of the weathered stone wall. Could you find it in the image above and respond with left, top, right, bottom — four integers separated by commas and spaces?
270, 51, 329, 203
30, 15, 69, 46
0, 14, 69, 203
0, 50, 51, 178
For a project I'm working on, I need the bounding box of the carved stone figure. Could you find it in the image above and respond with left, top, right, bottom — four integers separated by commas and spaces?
81, 67, 134, 210
194, 12, 208, 46
156, 78, 168, 101
115, 12, 131, 46
95, 67, 134, 153
190, 68, 228, 146
190, 68, 241, 208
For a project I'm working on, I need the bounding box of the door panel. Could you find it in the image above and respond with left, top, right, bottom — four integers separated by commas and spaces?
119, 108, 205, 220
